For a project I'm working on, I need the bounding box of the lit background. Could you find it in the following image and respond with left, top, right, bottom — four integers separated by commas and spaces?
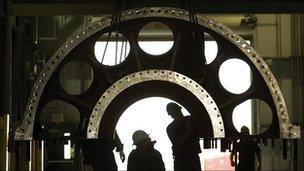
94, 40, 251, 170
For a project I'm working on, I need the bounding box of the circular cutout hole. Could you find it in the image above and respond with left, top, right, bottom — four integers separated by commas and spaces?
60, 60, 93, 95
204, 33, 218, 64
232, 99, 272, 135
138, 22, 174, 56
94, 32, 130, 66
40, 100, 80, 137
219, 58, 252, 94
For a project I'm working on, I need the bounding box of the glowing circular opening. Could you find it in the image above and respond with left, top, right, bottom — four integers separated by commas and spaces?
204, 33, 218, 64
138, 22, 174, 56
219, 58, 252, 94
94, 32, 130, 66
232, 99, 272, 135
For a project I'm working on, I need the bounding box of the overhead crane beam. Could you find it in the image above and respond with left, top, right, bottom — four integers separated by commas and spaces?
11, 0, 304, 16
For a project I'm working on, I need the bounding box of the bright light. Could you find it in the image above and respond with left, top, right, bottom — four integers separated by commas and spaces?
41, 141, 44, 171
94, 40, 252, 170
138, 41, 174, 55
232, 100, 252, 133
6, 114, 10, 171
29, 142, 32, 171
219, 58, 252, 94
94, 41, 130, 65
205, 41, 218, 64
115, 97, 190, 170
64, 133, 71, 159
115, 98, 238, 171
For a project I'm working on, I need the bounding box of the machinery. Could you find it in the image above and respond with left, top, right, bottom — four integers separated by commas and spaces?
14, 7, 300, 154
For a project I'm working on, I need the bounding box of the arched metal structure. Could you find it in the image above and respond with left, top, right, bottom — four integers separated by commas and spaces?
15, 7, 300, 140
87, 70, 225, 138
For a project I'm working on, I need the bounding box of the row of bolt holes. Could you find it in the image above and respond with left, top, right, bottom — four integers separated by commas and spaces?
20, 54, 65, 137
204, 11, 279, 98
245, 46, 285, 113
122, 9, 188, 16
205, 13, 283, 111
20, 53, 61, 133
24, 48, 67, 130
88, 70, 223, 133
28, 21, 91, 120
230, 35, 278, 89
230, 34, 286, 115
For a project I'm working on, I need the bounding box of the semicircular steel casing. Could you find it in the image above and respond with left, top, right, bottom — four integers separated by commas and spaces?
14, 7, 300, 140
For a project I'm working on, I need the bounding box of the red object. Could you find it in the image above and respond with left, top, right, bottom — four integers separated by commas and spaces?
204, 156, 234, 170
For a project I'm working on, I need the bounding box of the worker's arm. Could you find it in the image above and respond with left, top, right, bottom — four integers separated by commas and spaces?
230, 151, 236, 167
114, 131, 125, 162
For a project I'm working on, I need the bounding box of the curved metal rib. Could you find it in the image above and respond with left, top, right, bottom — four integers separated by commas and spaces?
87, 69, 225, 139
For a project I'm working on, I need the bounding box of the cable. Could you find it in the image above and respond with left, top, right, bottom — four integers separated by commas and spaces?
182, 0, 206, 65
101, 32, 112, 64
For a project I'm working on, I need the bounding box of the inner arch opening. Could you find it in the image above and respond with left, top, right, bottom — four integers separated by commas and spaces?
113, 97, 235, 171
114, 97, 188, 170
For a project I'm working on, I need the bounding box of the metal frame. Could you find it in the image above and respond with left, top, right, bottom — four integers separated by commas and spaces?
87, 69, 225, 138
15, 7, 300, 140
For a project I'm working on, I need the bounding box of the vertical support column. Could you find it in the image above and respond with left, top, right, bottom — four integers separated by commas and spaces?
31, 141, 43, 171
0, 0, 12, 116
291, 14, 304, 171
0, 0, 12, 170
0, 115, 10, 171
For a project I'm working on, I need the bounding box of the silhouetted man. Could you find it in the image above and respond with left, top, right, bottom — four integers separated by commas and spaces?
230, 126, 262, 171
81, 131, 125, 171
127, 130, 165, 171
166, 102, 202, 171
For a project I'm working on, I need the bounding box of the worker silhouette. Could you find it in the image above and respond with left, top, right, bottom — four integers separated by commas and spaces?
166, 102, 202, 171
127, 130, 165, 171
230, 126, 262, 171
81, 131, 125, 171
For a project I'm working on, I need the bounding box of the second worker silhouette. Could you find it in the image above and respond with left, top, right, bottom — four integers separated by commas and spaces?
166, 102, 202, 171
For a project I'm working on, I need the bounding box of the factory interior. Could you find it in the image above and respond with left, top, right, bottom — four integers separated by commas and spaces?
0, 0, 304, 170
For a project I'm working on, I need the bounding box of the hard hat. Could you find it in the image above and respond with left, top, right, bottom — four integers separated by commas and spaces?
166, 102, 182, 115
132, 130, 149, 145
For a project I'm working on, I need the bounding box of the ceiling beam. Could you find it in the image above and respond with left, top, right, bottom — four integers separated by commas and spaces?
11, 0, 304, 16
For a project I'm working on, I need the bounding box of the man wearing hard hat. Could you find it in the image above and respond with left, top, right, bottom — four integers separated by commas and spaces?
127, 130, 165, 171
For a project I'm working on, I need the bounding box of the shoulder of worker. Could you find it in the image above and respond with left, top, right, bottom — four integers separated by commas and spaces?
128, 149, 138, 158
153, 149, 163, 156
166, 121, 174, 131
184, 115, 195, 123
